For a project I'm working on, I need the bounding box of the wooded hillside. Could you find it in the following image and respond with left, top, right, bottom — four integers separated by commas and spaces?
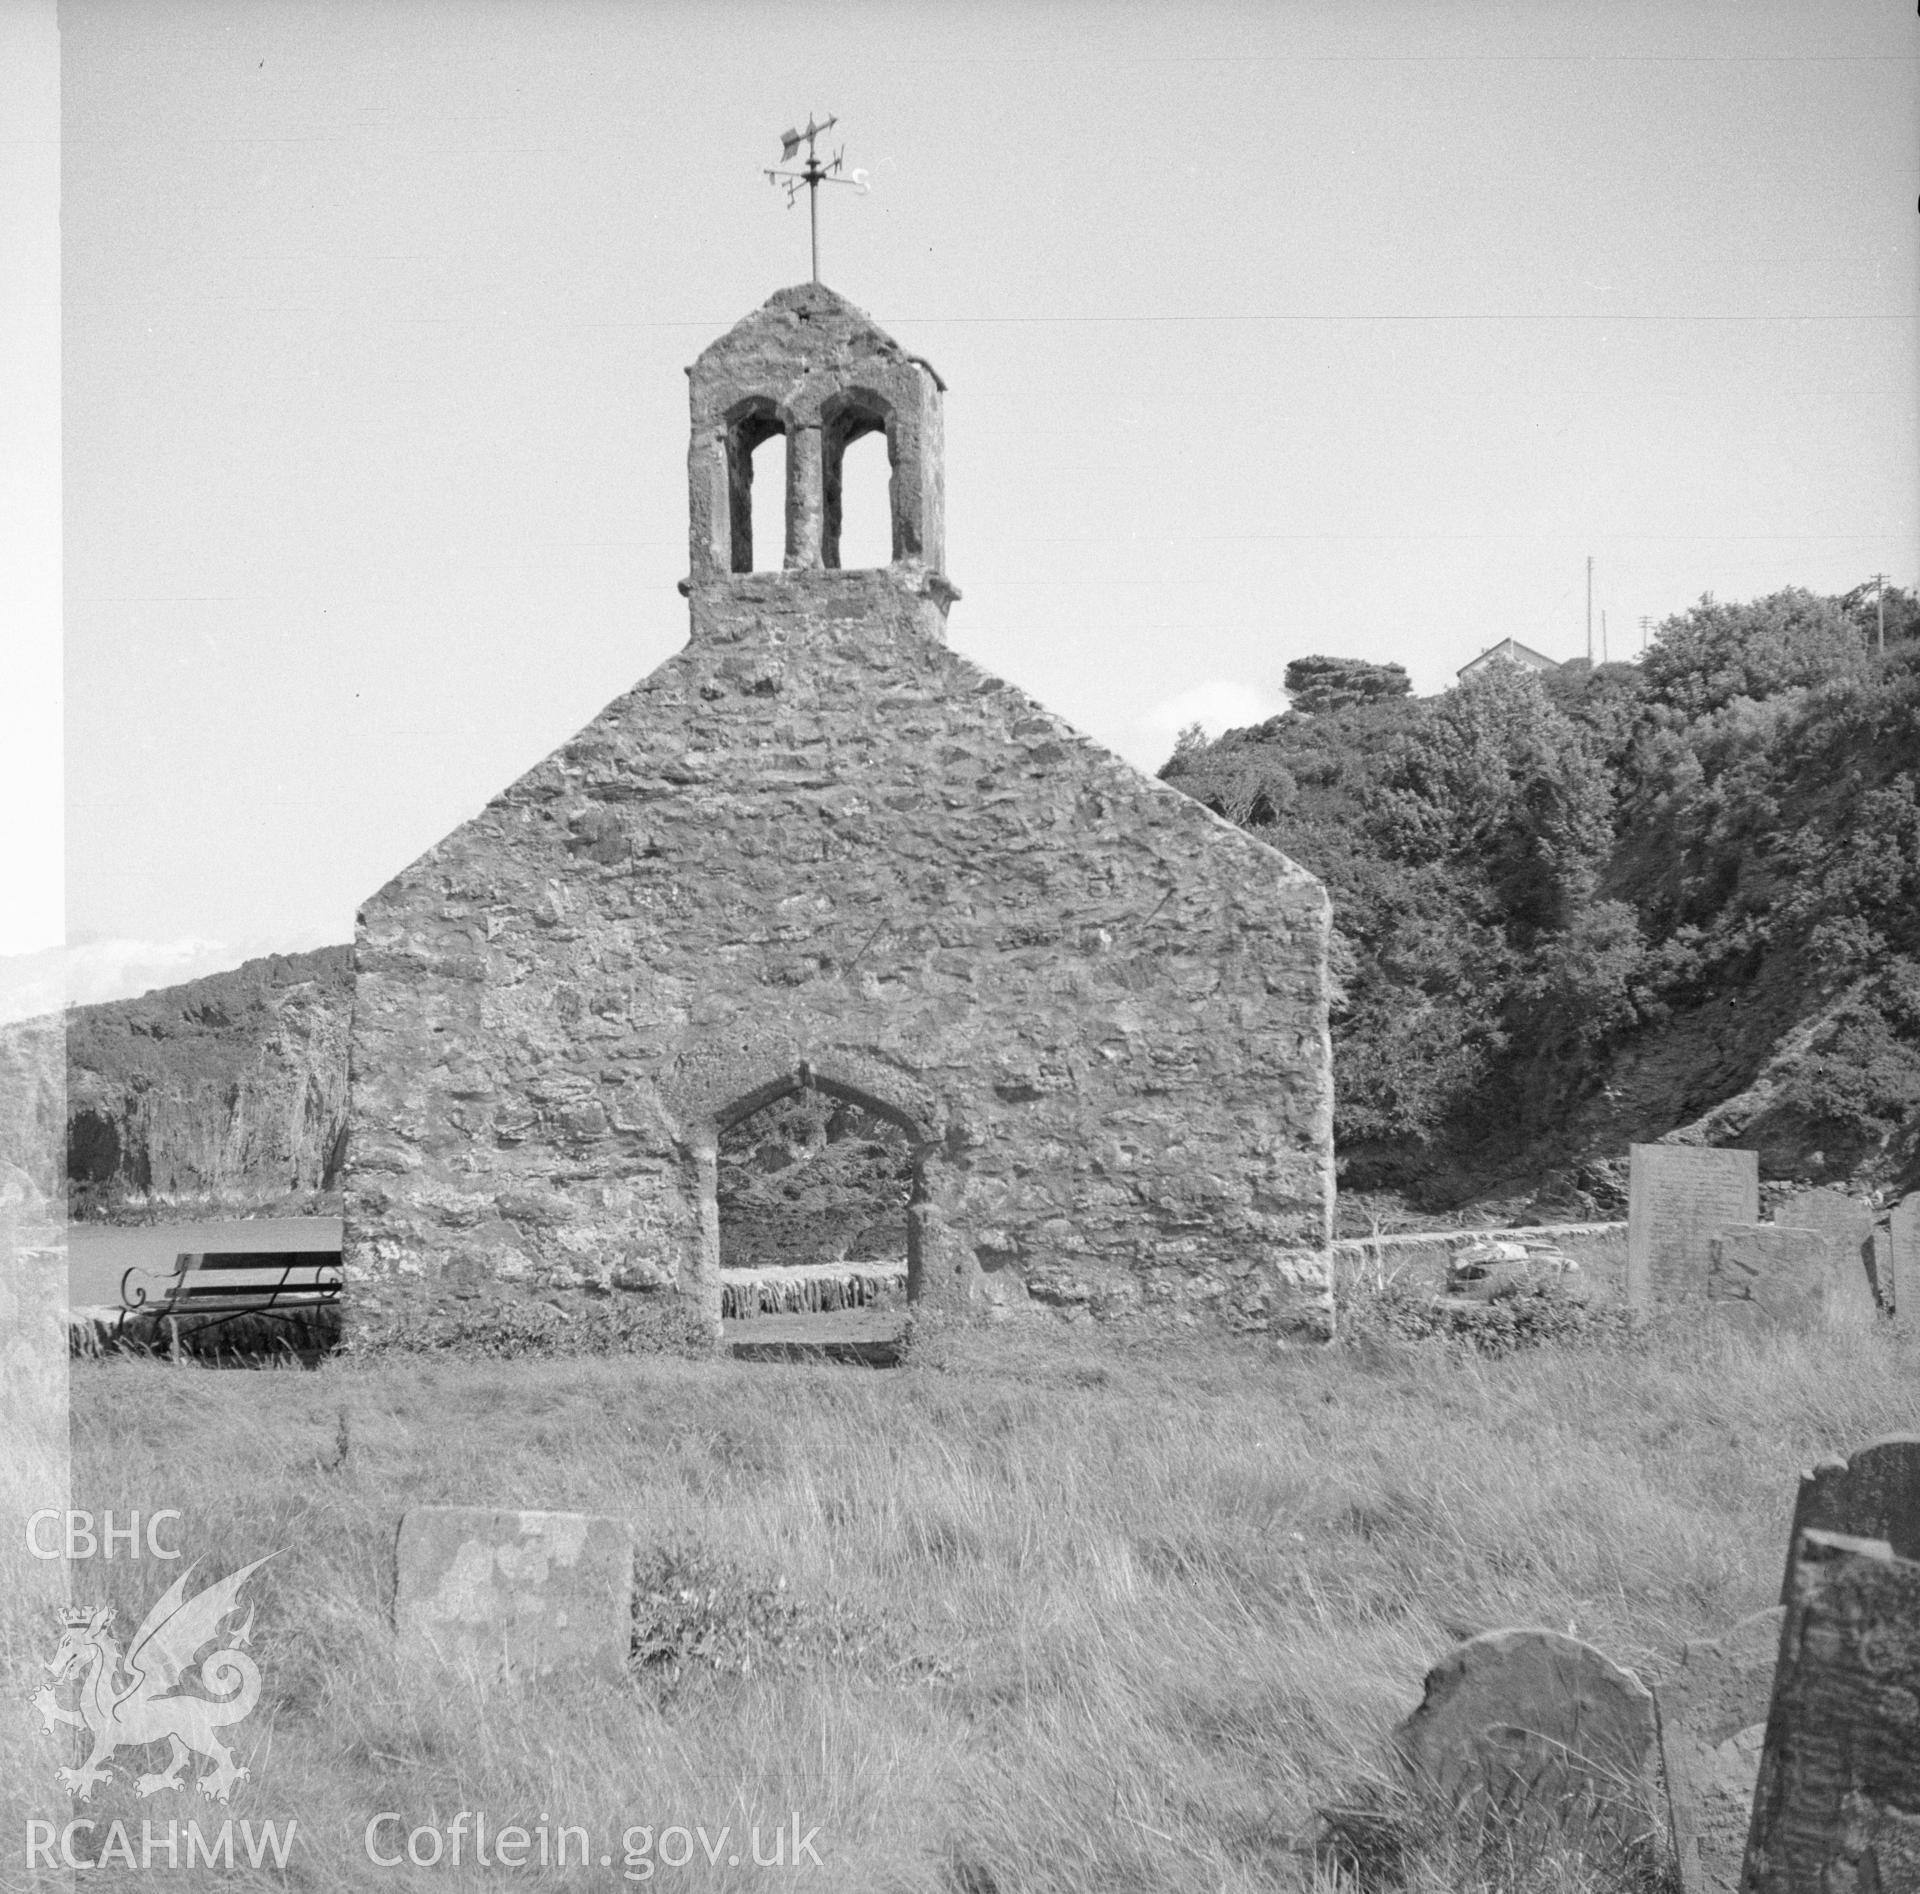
1163, 583, 1920, 1214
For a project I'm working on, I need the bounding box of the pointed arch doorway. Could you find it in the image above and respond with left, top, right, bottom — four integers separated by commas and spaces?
704, 1066, 927, 1360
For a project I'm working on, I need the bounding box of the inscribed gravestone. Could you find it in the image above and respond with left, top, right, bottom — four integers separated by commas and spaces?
1652, 1607, 1784, 1894
1627, 1144, 1758, 1308
1889, 1192, 1918, 1318
1779, 1434, 1920, 1605
395, 1506, 634, 1681
1706, 1225, 1877, 1333
1393, 1628, 1656, 1846
1740, 1531, 1920, 1894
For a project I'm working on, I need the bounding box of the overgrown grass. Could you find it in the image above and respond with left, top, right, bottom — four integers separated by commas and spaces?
54, 1304, 1918, 1891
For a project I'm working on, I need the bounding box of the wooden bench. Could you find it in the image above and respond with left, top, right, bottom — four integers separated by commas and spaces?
117, 1250, 344, 1353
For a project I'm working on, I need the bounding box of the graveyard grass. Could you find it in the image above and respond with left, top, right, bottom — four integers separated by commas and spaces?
57, 1277, 1919, 1894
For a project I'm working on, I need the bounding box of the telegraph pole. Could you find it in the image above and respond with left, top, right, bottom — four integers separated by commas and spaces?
1586, 556, 1594, 665
1639, 614, 1652, 656
1872, 572, 1888, 655
765, 115, 869, 284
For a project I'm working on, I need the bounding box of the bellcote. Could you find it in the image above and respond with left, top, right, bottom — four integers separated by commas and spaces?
685, 284, 947, 585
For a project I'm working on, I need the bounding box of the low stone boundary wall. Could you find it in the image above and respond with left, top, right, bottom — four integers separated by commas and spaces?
1332, 1223, 1629, 1297
718, 1262, 906, 1320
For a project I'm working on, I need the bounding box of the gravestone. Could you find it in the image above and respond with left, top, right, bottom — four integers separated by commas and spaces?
1393, 1628, 1656, 1846
1627, 1144, 1758, 1308
1779, 1434, 1920, 1604
1773, 1186, 1873, 1246
1774, 1186, 1875, 1294
1652, 1607, 1784, 1894
395, 1506, 634, 1681
1741, 1531, 1920, 1894
1888, 1192, 1918, 1318
1705, 1225, 1876, 1332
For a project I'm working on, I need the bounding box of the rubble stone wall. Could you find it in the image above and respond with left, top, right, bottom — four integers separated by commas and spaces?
344, 286, 1333, 1347
346, 570, 1331, 1341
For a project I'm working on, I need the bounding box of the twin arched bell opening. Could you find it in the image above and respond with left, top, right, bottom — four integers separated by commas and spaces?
723, 392, 895, 574
688, 283, 947, 584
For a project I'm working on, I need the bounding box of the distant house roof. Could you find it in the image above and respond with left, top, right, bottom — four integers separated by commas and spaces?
1456, 638, 1561, 683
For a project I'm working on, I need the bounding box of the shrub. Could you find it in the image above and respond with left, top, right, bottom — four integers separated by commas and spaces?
1339, 1279, 1637, 1358
630, 1540, 946, 1704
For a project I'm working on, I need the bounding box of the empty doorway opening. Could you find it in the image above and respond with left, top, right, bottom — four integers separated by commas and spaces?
715, 1080, 916, 1320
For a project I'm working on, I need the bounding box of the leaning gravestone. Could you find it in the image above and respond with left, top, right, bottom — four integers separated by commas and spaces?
1652, 1607, 1784, 1894
1706, 1225, 1877, 1332
1740, 1531, 1920, 1894
1773, 1186, 1873, 1246
395, 1506, 634, 1681
1393, 1628, 1656, 1847
1628, 1144, 1758, 1308
1773, 1186, 1876, 1293
1778, 1434, 1920, 1604
1887, 1192, 1918, 1319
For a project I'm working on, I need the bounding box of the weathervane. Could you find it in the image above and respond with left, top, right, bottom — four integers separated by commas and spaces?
766, 115, 869, 284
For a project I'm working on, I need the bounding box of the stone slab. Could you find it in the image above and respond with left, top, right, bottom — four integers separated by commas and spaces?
1628, 1145, 1758, 1308
1772, 1186, 1874, 1246
1889, 1192, 1918, 1318
1393, 1628, 1656, 1845
395, 1507, 634, 1680
1705, 1224, 1877, 1332
1741, 1531, 1920, 1894
1780, 1434, 1920, 1604
1653, 1607, 1785, 1894
723, 1310, 906, 1365
1774, 1187, 1876, 1295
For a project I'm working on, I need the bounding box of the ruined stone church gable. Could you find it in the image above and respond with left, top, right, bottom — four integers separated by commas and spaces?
344, 283, 1334, 1344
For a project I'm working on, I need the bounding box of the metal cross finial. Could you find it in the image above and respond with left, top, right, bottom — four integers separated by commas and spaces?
766, 114, 869, 284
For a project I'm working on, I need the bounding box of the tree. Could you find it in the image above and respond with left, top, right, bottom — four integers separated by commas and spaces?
1283, 655, 1412, 716
1640, 588, 1869, 719
1158, 722, 1210, 777
1836, 578, 1920, 653
1373, 663, 1615, 939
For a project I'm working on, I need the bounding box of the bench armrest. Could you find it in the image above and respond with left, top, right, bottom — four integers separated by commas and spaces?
119, 1260, 188, 1312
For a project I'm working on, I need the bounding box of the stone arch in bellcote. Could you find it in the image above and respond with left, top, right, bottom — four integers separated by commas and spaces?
686, 283, 946, 581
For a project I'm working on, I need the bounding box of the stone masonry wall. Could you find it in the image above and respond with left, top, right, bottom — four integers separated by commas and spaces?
345, 566, 1334, 1344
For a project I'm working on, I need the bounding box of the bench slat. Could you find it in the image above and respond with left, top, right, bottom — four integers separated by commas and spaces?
178, 1251, 338, 1270
171, 1284, 339, 1296
174, 1267, 336, 1287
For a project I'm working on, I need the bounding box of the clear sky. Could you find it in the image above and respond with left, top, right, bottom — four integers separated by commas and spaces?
1, 0, 60, 979
12, 0, 1918, 1012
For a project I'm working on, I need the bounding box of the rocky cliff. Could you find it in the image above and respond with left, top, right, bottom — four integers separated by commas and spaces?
65, 946, 352, 1221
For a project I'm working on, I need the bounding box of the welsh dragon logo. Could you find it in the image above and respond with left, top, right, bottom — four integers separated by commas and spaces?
35, 1558, 270, 1802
